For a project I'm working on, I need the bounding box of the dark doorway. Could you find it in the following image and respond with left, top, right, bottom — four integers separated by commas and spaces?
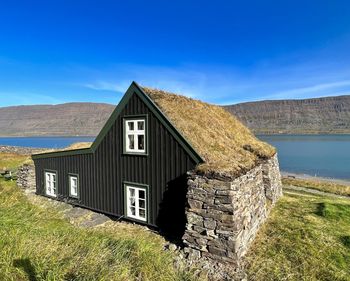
157, 174, 188, 243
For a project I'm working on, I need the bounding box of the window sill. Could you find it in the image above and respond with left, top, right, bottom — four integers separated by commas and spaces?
124, 215, 148, 224
122, 152, 149, 156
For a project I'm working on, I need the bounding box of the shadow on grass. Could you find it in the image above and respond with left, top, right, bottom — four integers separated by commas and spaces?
13, 258, 37, 281
315, 202, 326, 217
340, 235, 350, 248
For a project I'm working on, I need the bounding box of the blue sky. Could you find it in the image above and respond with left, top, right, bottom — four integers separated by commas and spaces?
1, 0, 350, 107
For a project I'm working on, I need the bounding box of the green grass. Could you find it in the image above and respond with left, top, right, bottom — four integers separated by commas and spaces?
245, 190, 350, 281
0, 152, 31, 171
282, 177, 350, 197
0, 180, 197, 281
2, 151, 350, 280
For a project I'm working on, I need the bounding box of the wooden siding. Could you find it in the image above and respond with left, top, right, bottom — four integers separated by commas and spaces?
34, 92, 197, 228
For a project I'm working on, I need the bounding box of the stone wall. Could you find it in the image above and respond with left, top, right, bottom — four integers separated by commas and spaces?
17, 164, 36, 192
262, 155, 283, 203
182, 154, 282, 277
0, 145, 47, 155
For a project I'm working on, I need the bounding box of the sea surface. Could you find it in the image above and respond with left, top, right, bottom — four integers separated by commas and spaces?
0, 137, 95, 149
258, 134, 350, 180
1, 135, 349, 181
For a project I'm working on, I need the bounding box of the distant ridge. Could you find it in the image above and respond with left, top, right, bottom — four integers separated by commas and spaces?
1, 94, 350, 137
0, 102, 115, 137
224, 95, 350, 134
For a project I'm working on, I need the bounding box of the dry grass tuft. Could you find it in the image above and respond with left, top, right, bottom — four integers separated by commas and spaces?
283, 177, 350, 197
41, 142, 93, 154
142, 87, 275, 177
63, 142, 93, 150
0, 153, 31, 170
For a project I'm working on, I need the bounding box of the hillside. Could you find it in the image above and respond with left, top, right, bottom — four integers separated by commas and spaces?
0, 103, 115, 137
1, 94, 350, 137
225, 95, 350, 134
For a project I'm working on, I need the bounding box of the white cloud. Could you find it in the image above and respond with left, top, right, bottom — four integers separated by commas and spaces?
77, 60, 350, 105
82, 81, 128, 93
271, 80, 350, 99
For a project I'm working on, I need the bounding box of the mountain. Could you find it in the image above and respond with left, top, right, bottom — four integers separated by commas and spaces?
224, 95, 350, 134
1, 95, 350, 137
0, 103, 115, 137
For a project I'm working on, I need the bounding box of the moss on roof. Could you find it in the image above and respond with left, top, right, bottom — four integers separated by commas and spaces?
142, 87, 276, 178
63, 142, 93, 151
42, 142, 93, 154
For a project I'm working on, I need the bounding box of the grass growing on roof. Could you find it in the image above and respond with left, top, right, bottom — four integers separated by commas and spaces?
142, 87, 275, 177
63, 141, 92, 150
245, 189, 350, 280
41, 142, 93, 154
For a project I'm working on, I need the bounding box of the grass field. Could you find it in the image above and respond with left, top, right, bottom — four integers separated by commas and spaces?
245, 188, 350, 281
0, 178, 198, 281
1, 152, 350, 280
0, 153, 198, 281
0, 152, 31, 171
283, 177, 350, 197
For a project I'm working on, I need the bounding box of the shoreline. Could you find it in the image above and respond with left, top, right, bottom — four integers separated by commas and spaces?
0, 136, 96, 138
1, 144, 349, 186
282, 171, 350, 186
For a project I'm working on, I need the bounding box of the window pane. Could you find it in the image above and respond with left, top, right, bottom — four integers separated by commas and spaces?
139, 199, 145, 209
138, 135, 145, 150
137, 121, 144, 130
129, 191, 136, 206
139, 209, 146, 218
52, 174, 56, 182
129, 188, 135, 197
139, 190, 145, 199
130, 207, 136, 216
128, 135, 135, 149
72, 178, 77, 187
127, 121, 134, 131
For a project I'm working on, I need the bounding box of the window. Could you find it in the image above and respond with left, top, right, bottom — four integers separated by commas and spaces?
124, 118, 146, 154
125, 184, 147, 222
45, 171, 57, 197
69, 174, 79, 198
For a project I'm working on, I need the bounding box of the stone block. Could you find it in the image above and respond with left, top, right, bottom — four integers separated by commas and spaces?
187, 213, 203, 226
188, 198, 203, 209
203, 218, 216, 230
208, 246, 227, 257
187, 248, 201, 260
193, 225, 207, 235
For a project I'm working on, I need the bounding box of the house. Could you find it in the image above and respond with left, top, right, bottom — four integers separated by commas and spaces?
32, 82, 282, 267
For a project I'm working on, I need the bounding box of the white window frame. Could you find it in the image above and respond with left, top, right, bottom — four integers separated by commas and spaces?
45, 171, 57, 197
124, 118, 146, 154
125, 184, 147, 222
69, 174, 79, 198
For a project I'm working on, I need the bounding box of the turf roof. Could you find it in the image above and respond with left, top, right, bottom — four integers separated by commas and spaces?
142, 87, 276, 178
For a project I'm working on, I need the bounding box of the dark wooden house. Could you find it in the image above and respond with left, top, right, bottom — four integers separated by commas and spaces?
32, 82, 203, 234
32, 81, 275, 237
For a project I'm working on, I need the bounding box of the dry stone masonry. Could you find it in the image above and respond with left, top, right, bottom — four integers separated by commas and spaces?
0, 145, 47, 155
182, 154, 282, 275
17, 164, 36, 191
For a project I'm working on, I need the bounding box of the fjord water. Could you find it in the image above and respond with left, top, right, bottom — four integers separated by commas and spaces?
0, 137, 95, 149
258, 134, 350, 180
